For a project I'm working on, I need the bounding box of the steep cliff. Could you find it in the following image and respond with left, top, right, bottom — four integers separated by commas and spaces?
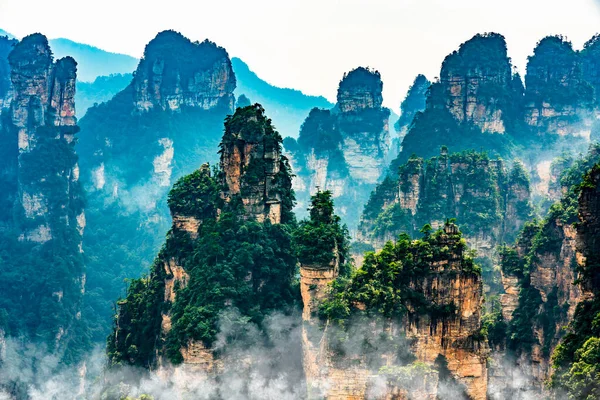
313, 222, 488, 399
133, 31, 235, 112
107, 105, 301, 393
0, 33, 87, 362
397, 33, 519, 166
488, 145, 600, 397
524, 36, 594, 138
395, 33, 600, 185
359, 148, 533, 281
77, 30, 237, 343
0, 35, 15, 113
285, 67, 390, 228
392, 74, 430, 156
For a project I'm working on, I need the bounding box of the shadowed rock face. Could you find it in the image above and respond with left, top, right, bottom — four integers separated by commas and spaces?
133, 30, 236, 113
6, 33, 83, 243
524, 36, 595, 137
0, 33, 85, 357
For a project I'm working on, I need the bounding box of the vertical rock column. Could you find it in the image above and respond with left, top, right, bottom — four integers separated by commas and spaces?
8, 34, 84, 244
300, 247, 372, 400
406, 224, 489, 400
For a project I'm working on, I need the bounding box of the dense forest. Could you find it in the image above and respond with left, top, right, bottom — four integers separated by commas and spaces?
3, 23, 600, 400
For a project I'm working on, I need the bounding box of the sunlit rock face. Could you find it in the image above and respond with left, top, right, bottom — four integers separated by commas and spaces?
439, 33, 513, 134
220, 105, 287, 224
302, 224, 488, 399
284, 67, 390, 228
133, 30, 236, 113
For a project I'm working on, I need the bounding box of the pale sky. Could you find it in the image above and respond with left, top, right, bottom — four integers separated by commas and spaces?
1, 0, 600, 109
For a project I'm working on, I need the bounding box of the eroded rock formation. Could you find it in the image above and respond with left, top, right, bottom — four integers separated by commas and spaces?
285, 67, 390, 227
524, 36, 595, 138
0, 33, 86, 361
133, 30, 235, 113
359, 148, 532, 261
4, 33, 83, 243
303, 223, 488, 399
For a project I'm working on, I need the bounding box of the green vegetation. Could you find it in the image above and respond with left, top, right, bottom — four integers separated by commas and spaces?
0, 124, 88, 363
394, 74, 430, 134
77, 31, 237, 344
362, 150, 531, 250
320, 222, 479, 325
338, 66, 382, 94
526, 36, 593, 107
108, 105, 300, 367
294, 190, 350, 272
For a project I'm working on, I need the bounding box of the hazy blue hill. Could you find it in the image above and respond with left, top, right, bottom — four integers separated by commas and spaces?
0, 29, 14, 39
232, 57, 333, 137
76, 73, 132, 117
49, 38, 138, 82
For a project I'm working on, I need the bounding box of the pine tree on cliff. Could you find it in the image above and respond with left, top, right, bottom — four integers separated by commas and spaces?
294, 190, 351, 274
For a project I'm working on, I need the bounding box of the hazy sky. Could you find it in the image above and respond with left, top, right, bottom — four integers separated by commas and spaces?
1, 0, 600, 108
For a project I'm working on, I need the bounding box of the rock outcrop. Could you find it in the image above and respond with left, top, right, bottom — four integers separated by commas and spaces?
303, 223, 488, 399
0, 35, 16, 115
285, 67, 390, 228
77, 30, 238, 343
220, 105, 287, 224
524, 36, 595, 138
440, 33, 513, 134
359, 149, 532, 261
6, 33, 83, 243
0, 33, 86, 361
336, 67, 390, 184
397, 33, 522, 167
108, 105, 298, 384
133, 30, 235, 113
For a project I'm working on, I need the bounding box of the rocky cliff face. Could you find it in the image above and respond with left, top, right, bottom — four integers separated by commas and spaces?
285, 67, 390, 228
359, 149, 532, 262
220, 105, 289, 224
336, 67, 390, 184
6, 34, 83, 243
0, 35, 16, 114
439, 33, 513, 134
108, 105, 298, 385
77, 30, 238, 344
397, 33, 521, 167
490, 148, 600, 397
524, 36, 595, 138
133, 30, 235, 113
0, 33, 86, 361
306, 223, 488, 399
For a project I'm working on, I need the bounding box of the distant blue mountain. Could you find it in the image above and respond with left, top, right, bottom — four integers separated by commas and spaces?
76, 73, 133, 117
0, 29, 14, 39
0, 30, 335, 129
232, 57, 333, 138
49, 38, 138, 82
